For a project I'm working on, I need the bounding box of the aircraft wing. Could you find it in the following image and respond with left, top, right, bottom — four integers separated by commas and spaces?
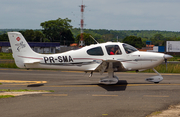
94, 59, 126, 74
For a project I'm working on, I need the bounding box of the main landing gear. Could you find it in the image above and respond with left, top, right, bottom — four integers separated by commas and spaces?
145, 68, 163, 83
99, 62, 119, 85
98, 63, 163, 84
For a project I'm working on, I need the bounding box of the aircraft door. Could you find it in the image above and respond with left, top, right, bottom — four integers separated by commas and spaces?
105, 45, 122, 56
105, 45, 124, 72
122, 44, 142, 70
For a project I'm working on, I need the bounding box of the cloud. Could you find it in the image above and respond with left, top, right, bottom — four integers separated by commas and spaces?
84, 0, 180, 31
0, 0, 180, 31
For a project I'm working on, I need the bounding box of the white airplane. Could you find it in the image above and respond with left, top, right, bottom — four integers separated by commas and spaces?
8, 32, 172, 84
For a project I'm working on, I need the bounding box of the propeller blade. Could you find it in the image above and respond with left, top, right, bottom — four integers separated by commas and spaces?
163, 54, 172, 70
165, 59, 167, 70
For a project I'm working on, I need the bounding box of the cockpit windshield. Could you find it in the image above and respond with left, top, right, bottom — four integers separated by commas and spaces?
123, 43, 138, 54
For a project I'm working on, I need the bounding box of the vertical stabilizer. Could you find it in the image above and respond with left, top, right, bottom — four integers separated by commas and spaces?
8, 32, 41, 68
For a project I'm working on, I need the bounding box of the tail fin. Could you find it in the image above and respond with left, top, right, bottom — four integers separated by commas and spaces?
8, 32, 41, 68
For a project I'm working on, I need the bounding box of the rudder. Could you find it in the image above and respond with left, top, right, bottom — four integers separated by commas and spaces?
8, 32, 40, 68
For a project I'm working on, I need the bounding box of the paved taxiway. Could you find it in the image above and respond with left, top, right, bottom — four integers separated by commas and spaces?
0, 68, 180, 117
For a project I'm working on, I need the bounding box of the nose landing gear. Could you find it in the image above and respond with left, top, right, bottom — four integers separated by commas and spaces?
145, 68, 163, 83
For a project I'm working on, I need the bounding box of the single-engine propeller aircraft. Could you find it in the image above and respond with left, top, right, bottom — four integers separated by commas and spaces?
8, 32, 173, 84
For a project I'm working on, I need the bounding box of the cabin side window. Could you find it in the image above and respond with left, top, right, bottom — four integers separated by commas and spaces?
87, 46, 104, 56
105, 45, 122, 55
123, 43, 138, 54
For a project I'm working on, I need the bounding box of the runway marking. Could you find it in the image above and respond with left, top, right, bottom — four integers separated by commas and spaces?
92, 94, 118, 97
0, 84, 30, 86
0, 80, 47, 84
43, 84, 180, 88
1, 68, 180, 75
128, 84, 180, 86
143, 95, 169, 98
61, 71, 84, 73
1, 83, 180, 87
0, 92, 48, 96
47, 85, 99, 87
42, 94, 68, 96
115, 72, 180, 76
162, 74, 180, 76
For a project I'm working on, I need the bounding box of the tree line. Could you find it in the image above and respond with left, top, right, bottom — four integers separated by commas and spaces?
0, 18, 75, 46
1, 18, 180, 48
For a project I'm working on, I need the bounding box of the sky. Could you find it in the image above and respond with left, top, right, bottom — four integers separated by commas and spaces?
1, 0, 180, 31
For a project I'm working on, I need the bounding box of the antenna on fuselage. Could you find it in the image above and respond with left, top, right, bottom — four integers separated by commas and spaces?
89, 35, 99, 44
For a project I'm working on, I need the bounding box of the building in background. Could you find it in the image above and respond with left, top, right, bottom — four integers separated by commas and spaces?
0, 42, 79, 53
139, 41, 165, 53
166, 41, 180, 52
0, 42, 59, 53
166, 41, 180, 55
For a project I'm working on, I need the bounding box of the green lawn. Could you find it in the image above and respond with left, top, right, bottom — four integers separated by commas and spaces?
0, 89, 54, 92
142, 64, 180, 73
0, 52, 180, 73
0, 53, 13, 59
0, 89, 54, 99
0, 95, 15, 98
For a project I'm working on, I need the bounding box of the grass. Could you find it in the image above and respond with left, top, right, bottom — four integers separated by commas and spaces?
0, 52, 13, 59
142, 64, 180, 73
0, 95, 15, 98
146, 111, 162, 117
0, 89, 54, 92
0, 83, 2, 85
0, 62, 180, 73
0, 52, 180, 73
1, 52, 180, 61
169, 55, 180, 61
0, 52, 17, 68
0, 89, 54, 99
0, 62, 17, 68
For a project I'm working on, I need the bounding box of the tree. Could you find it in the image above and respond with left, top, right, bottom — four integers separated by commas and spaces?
61, 30, 75, 46
40, 18, 73, 44
153, 34, 164, 40
76, 33, 96, 45
102, 34, 114, 42
23, 30, 35, 42
122, 36, 144, 49
34, 31, 44, 42
0, 33, 8, 41
150, 34, 165, 46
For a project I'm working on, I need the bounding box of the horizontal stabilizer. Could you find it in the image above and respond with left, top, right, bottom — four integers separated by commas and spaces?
24, 60, 41, 64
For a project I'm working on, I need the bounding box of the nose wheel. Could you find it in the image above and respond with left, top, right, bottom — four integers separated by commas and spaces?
145, 68, 163, 83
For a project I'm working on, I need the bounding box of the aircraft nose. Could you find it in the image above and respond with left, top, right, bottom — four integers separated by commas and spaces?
164, 54, 173, 60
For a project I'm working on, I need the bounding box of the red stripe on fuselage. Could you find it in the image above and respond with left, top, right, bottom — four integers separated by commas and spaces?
18, 56, 43, 60
73, 58, 103, 61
